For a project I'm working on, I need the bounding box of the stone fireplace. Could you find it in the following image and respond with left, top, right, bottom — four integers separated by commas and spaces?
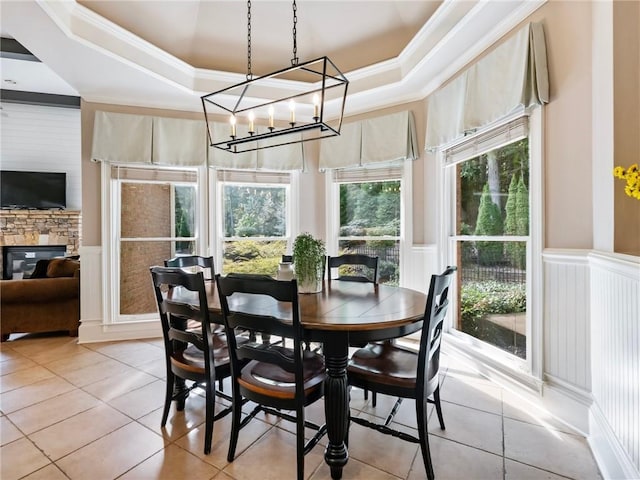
0, 209, 81, 279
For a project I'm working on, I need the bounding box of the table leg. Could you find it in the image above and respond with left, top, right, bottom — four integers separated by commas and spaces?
322, 333, 349, 479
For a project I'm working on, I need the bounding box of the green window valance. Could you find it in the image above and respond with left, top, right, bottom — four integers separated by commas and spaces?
91, 111, 303, 170
425, 22, 549, 150
319, 110, 418, 170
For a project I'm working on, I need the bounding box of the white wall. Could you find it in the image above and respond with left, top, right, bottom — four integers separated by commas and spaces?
0, 102, 81, 209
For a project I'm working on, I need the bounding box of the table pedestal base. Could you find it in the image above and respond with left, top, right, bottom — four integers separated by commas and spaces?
323, 333, 349, 479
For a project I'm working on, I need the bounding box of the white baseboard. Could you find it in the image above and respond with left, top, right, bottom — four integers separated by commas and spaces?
541, 374, 593, 436
78, 319, 161, 344
589, 402, 640, 480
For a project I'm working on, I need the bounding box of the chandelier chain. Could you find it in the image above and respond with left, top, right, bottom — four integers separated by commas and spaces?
246, 0, 252, 79
291, 0, 298, 66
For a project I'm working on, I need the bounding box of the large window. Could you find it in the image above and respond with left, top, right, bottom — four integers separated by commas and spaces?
216, 171, 292, 277
109, 166, 199, 321
333, 167, 403, 285
445, 116, 533, 362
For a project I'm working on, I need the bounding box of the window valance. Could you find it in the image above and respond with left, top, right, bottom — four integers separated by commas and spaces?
153, 117, 206, 166
92, 111, 303, 170
92, 111, 206, 166
319, 110, 418, 170
425, 22, 548, 150
92, 111, 153, 164
208, 127, 304, 171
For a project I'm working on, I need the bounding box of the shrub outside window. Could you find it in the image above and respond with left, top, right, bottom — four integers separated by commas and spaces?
451, 138, 529, 359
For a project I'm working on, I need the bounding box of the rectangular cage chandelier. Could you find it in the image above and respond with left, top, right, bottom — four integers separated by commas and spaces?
201, 0, 348, 154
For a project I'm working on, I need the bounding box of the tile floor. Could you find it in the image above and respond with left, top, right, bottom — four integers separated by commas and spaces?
0, 333, 602, 480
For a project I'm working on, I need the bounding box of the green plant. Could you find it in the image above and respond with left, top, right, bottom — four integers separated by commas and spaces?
474, 183, 503, 265
460, 281, 526, 322
292, 233, 326, 286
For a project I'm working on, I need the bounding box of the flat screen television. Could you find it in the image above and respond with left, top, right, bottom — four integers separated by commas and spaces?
0, 170, 67, 210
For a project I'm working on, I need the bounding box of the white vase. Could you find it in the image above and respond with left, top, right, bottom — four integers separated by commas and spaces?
276, 262, 294, 281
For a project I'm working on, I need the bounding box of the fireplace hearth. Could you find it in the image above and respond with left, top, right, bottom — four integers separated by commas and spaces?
0, 209, 81, 279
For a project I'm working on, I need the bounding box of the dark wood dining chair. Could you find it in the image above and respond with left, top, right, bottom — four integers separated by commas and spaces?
327, 253, 379, 283
150, 266, 234, 455
347, 266, 457, 480
215, 273, 327, 480
164, 255, 214, 280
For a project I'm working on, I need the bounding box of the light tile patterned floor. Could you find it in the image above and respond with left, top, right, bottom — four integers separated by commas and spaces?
0, 333, 602, 480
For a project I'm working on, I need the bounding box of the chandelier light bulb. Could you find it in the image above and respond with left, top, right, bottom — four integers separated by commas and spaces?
268, 105, 275, 129
289, 100, 296, 124
248, 111, 255, 133
312, 94, 320, 119
230, 115, 237, 137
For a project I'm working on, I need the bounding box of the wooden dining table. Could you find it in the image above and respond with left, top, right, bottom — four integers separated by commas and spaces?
177, 278, 427, 479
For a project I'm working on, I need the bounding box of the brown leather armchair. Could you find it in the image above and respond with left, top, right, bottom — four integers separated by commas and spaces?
1, 258, 80, 341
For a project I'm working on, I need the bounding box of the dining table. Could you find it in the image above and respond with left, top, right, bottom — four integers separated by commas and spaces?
177, 278, 427, 479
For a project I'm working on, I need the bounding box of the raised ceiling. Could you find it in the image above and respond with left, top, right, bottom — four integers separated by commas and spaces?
0, 1, 545, 115
78, 1, 442, 75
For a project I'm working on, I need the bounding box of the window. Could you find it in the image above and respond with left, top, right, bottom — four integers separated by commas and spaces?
108, 166, 200, 322
443, 114, 538, 368
215, 170, 293, 277
331, 166, 403, 285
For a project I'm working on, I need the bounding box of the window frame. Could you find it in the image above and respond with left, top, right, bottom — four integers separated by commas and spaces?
438, 108, 544, 382
325, 161, 412, 287
102, 162, 207, 325
211, 169, 298, 276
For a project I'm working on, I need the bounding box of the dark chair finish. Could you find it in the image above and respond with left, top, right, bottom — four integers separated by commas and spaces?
347, 266, 457, 480
164, 255, 214, 280
327, 254, 379, 284
216, 273, 327, 480
150, 266, 234, 455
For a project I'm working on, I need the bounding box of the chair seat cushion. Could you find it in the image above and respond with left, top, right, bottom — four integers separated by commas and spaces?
239, 350, 325, 399
171, 332, 234, 373
348, 342, 419, 389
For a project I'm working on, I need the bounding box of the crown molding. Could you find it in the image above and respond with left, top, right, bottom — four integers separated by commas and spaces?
31, 0, 546, 114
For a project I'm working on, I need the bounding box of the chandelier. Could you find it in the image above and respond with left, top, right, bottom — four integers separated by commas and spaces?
201, 0, 349, 154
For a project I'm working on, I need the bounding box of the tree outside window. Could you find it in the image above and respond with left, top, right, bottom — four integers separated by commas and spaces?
338, 180, 401, 284
455, 138, 529, 358
221, 184, 288, 276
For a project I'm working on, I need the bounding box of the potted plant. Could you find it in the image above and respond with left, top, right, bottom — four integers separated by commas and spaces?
292, 233, 326, 293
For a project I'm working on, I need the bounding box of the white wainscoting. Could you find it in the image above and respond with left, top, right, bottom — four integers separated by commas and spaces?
78, 245, 161, 343
401, 244, 438, 294
542, 249, 592, 391
588, 252, 640, 480
540, 250, 593, 434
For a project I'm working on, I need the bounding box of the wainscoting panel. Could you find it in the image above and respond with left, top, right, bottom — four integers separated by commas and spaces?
589, 252, 640, 478
402, 244, 438, 294
78, 245, 174, 344
78, 246, 102, 325
542, 250, 591, 391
